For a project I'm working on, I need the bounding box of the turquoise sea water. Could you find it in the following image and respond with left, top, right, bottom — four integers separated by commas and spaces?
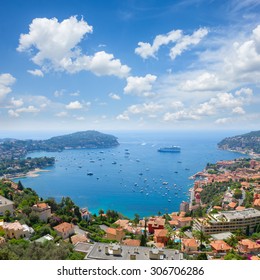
14, 131, 245, 218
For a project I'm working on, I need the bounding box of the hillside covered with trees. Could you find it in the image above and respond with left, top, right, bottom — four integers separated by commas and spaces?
218, 130, 260, 154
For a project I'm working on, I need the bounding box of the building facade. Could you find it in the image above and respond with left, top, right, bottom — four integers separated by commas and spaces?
31, 203, 51, 222
0, 195, 14, 216
193, 208, 260, 235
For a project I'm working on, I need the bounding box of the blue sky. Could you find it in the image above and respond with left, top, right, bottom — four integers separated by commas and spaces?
0, 0, 260, 134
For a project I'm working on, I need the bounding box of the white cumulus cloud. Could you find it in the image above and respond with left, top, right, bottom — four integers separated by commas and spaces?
124, 74, 157, 96
180, 72, 225, 91
65, 101, 83, 110
17, 16, 130, 78
0, 73, 16, 100
135, 29, 182, 59
232, 106, 245, 114
116, 113, 130, 121
135, 27, 208, 60
9, 105, 40, 117
109, 93, 121, 100
169, 28, 208, 60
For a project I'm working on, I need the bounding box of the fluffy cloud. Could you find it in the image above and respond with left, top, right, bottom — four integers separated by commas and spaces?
116, 113, 129, 121
17, 16, 130, 78
9, 105, 40, 117
65, 101, 83, 110
180, 72, 225, 91
135, 29, 182, 59
27, 69, 44, 77
135, 27, 208, 60
229, 25, 260, 75
109, 93, 121, 100
17, 16, 93, 65
124, 74, 157, 96
0, 73, 16, 99
67, 51, 130, 78
169, 28, 208, 60
232, 106, 245, 114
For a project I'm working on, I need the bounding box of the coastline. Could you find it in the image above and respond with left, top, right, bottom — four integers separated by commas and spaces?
6, 168, 50, 180
218, 147, 260, 159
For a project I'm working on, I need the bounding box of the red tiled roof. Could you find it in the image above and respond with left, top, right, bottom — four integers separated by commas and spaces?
182, 238, 198, 248
210, 240, 232, 251
53, 222, 74, 233
123, 239, 141, 247
154, 229, 168, 237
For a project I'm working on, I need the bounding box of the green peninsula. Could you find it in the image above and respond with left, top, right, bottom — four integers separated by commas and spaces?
0, 130, 119, 177
218, 130, 260, 156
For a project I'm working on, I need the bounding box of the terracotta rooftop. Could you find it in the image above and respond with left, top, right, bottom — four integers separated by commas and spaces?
123, 239, 141, 247
254, 199, 260, 207
114, 219, 129, 228
228, 201, 237, 208
239, 239, 260, 250
148, 217, 165, 227
106, 227, 124, 235
250, 256, 260, 260
182, 238, 198, 248
154, 229, 168, 237
34, 202, 50, 209
53, 222, 74, 233
71, 234, 88, 245
236, 206, 246, 211
210, 240, 232, 251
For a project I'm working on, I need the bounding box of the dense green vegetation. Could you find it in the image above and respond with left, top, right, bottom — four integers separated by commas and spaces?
0, 239, 84, 260
0, 157, 55, 177
218, 130, 260, 154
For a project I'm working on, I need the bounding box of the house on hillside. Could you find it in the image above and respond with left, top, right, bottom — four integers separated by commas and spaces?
238, 239, 260, 254
106, 227, 125, 242
181, 238, 199, 253
3, 221, 34, 239
53, 222, 75, 239
154, 229, 169, 247
0, 195, 14, 216
31, 202, 51, 222
210, 240, 232, 254
147, 217, 165, 234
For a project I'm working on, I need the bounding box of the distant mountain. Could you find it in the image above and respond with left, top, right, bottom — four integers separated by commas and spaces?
0, 130, 119, 159
218, 130, 260, 155
43, 130, 119, 150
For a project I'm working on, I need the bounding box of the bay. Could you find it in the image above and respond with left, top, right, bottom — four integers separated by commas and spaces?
14, 131, 246, 219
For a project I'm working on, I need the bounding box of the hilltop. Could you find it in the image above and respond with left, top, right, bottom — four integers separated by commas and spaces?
218, 130, 260, 156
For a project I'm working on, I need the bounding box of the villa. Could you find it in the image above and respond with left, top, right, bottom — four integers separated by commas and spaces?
53, 222, 75, 239
31, 202, 51, 222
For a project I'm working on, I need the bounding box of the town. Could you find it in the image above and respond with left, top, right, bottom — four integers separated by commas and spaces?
0, 156, 260, 260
